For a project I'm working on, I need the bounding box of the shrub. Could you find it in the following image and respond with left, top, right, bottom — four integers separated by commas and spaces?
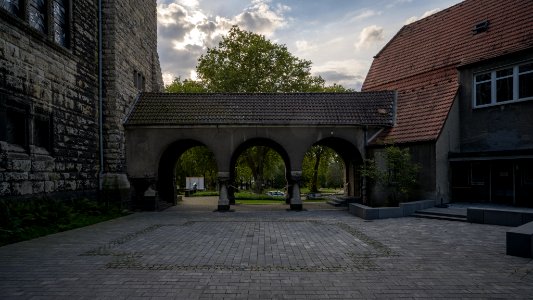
0, 197, 128, 246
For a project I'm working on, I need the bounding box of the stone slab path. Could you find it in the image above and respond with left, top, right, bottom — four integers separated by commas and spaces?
1, 197, 532, 299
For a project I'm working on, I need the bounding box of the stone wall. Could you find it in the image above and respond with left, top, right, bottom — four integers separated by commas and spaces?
0, 0, 162, 199
0, 1, 99, 197
102, 0, 162, 176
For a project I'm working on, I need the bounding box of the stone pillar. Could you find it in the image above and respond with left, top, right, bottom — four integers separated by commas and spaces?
101, 173, 131, 206
228, 184, 236, 205
217, 172, 231, 211
289, 171, 303, 210
129, 177, 154, 210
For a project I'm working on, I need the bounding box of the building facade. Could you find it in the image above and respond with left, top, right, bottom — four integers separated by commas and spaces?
0, 0, 163, 200
363, 0, 533, 207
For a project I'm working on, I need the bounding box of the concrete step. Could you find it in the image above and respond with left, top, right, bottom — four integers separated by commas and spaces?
327, 199, 347, 207
412, 212, 467, 222
326, 198, 348, 207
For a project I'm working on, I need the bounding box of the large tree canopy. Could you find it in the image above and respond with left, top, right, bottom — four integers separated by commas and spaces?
196, 26, 326, 93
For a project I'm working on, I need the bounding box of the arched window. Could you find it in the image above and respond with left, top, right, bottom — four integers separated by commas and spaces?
1, 0, 21, 16
53, 0, 68, 46
29, 0, 47, 33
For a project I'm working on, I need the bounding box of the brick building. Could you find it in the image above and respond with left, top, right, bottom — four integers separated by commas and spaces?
0, 0, 163, 200
363, 0, 533, 206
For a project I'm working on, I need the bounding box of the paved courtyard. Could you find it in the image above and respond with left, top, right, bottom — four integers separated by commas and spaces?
1, 197, 532, 299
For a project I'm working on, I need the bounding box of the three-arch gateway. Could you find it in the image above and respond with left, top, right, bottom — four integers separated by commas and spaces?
124, 92, 396, 210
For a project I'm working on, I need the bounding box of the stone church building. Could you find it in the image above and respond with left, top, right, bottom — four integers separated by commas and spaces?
0, 0, 163, 200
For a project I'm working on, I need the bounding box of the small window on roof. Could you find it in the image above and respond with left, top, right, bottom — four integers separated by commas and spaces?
472, 20, 489, 34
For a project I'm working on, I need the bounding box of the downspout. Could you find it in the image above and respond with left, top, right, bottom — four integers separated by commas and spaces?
98, 0, 104, 191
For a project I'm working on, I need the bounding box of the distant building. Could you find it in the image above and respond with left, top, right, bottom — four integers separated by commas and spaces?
0, 0, 163, 200
363, 0, 533, 206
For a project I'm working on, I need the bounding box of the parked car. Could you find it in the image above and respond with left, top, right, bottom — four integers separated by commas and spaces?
266, 191, 285, 197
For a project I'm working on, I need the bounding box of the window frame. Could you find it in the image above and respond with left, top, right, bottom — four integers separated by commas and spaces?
0, 95, 30, 149
0, 0, 71, 49
473, 61, 533, 108
1, 0, 22, 17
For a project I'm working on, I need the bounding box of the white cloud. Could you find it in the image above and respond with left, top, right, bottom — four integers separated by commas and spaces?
386, 0, 413, 9
350, 10, 382, 22
157, 0, 289, 83
312, 59, 369, 90
355, 25, 384, 49
232, 0, 289, 36
405, 8, 441, 24
162, 72, 175, 86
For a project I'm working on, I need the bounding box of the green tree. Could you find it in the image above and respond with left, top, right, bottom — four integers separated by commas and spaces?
360, 145, 420, 206
236, 146, 285, 194
197, 26, 326, 93
175, 147, 217, 190
166, 77, 207, 93
303, 146, 335, 193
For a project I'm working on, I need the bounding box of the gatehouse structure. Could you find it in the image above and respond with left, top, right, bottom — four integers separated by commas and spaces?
124, 92, 396, 210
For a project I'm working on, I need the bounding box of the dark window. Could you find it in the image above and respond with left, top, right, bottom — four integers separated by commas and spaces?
496, 68, 513, 103
523, 163, 533, 185
134, 71, 145, 91
519, 63, 533, 99
1, 0, 21, 16
471, 162, 489, 186
29, 0, 47, 33
52, 0, 68, 46
474, 62, 533, 107
5, 109, 27, 146
34, 115, 51, 151
475, 73, 491, 106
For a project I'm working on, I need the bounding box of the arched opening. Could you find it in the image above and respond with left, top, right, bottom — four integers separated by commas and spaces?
157, 139, 218, 204
303, 137, 363, 201
229, 138, 292, 206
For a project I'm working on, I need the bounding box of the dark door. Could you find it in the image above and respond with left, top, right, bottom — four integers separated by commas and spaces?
491, 162, 514, 204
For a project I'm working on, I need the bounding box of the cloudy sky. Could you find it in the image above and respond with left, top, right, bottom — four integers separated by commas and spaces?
157, 0, 462, 90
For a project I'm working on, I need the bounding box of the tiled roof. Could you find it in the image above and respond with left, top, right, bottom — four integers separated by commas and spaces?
124, 92, 396, 127
372, 67, 459, 144
363, 0, 533, 144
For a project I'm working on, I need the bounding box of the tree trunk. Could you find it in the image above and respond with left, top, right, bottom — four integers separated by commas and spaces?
310, 147, 324, 193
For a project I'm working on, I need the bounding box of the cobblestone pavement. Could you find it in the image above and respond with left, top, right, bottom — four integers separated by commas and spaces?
1, 197, 532, 299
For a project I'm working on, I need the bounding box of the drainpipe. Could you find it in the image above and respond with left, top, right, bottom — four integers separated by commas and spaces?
98, 0, 104, 191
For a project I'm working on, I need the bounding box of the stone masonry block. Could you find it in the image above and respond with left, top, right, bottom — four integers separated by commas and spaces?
12, 160, 31, 172
378, 207, 404, 219
45, 181, 55, 193
467, 208, 485, 224
32, 181, 45, 194
5, 172, 28, 181
506, 222, 533, 258
12, 181, 32, 195
484, 210, 523, 227
0, 182, 10, 196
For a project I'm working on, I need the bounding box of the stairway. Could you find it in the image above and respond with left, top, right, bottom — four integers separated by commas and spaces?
412, 207, 468, 222
326, 196, 360, 207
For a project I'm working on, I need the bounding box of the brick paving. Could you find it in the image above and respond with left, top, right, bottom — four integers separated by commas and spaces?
1, 197, 532, 299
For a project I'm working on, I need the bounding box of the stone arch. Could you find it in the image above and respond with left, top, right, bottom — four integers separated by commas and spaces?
227, 137, 292, 205
157, 139, 217, 204
304, 137, 364, 199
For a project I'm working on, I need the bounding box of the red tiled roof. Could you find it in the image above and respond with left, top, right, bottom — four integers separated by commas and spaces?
363, 0, 533, 144
124, 92, 395, 127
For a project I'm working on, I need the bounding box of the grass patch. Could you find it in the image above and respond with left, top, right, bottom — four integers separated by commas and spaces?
235, 191, 285, 201
0, 198, 130, 247
188, 191, 219, 197
235, 199, 286, 205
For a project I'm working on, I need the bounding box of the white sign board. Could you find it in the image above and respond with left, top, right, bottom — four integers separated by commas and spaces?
186, 177, 205, 190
